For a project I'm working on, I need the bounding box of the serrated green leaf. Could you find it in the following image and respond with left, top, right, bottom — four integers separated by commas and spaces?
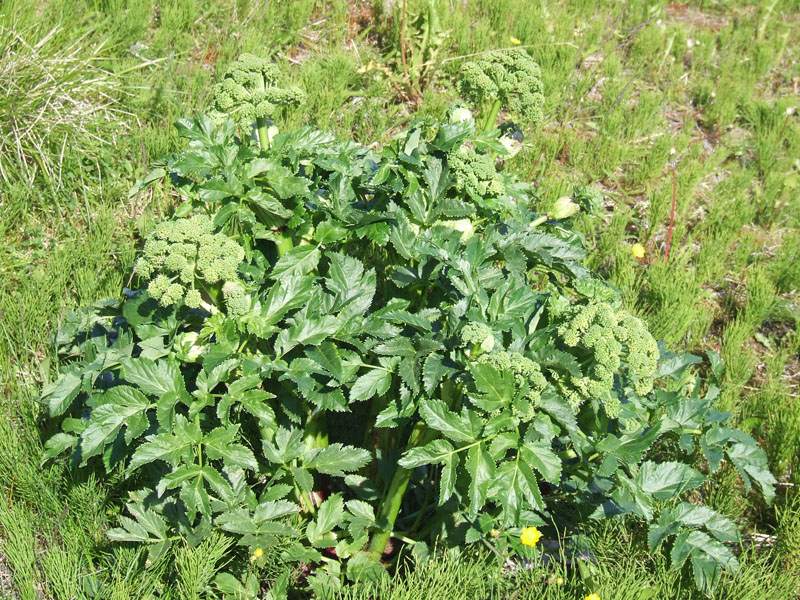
466, 443, 494, 518
671, 503, 739, 543
419, 399, 474, 442
422, 353, 448, 394
469, 363, 514, 411
492, 461, 523, 525
108, 504, 168, 544
306, 342, 343, 381
655, 353, 703, 379
234, 390, 277, 426
121, 358, 184, 397
41, 372, 81, 417
520, 442, 562, 484
346, 551, 387, 584
80, 386, 150, 463
305, 444, 371, 476
274, 315, 340, 357
311, 493, 345, 541
349, 368, 392, 402
636, 461, 704, 500
42, 433, 77, 463
270, 245, 320, 281
399, 439, 455, 468
262, 428, 304, 464
128, 417, 200, 471
203, 426, 259, 471
649, 503, 739, 551
670, 529, 738, 593
314, 220, 348, 243
254, 500, 300, 521
440, 454, 459, 505
258, 274, 315, 327
216, 508, 298, 536
725, 436, 777, 503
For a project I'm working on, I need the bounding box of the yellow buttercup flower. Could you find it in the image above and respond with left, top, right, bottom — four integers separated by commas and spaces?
632, 243, 645, 258
510, 36, 522, 46
556, 577, 564, 585
585, 594, 601, 600
252, 548, 264, 559
520, 526, 542, 547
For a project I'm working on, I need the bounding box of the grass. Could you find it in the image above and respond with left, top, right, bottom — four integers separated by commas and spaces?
0, 0, 798, 597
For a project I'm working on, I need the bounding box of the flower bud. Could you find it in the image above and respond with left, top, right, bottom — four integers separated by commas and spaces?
449, 106, 474, 124
175, 331, 204, 362
437, 218, 475, 241
550, 196, 580, 219
499, 134, 522, 158
267, 123, 279, 144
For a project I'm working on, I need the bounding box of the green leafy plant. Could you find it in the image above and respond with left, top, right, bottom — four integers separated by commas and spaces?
41, 53, 775, 597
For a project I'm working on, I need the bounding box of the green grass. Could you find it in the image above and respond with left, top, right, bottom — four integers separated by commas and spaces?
1, 0, 799, 597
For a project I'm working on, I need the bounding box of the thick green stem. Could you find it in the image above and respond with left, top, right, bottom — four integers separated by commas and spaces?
256, 116, 271, 151
368, 381, 461, 554
275, 230, 294, 258
303, 409, 329, 450
530, 214, 548, 228
481, 98, 503, 134
368, 419, 431, 554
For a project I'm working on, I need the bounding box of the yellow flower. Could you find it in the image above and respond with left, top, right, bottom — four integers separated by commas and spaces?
252, 548, 264, 559
520, 526, 542, 548
632, 243, 645, 258
585, 594, 601, 600
510, 36, 522, 46
556, 577, 564, 585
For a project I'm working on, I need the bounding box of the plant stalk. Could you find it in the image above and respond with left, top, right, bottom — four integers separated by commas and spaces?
367, 418, 431, 554
481, 98, 502, 134
530, 214, 548, 228
275, 230, 294, 258
367, 381, 461, 554
256, 116, 271, 151
303, 409, 329, 450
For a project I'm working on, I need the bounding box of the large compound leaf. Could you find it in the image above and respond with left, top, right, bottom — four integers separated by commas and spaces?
121, 358, 185, 397
107, 503, 169, 544
636, 461, 704, 500
203, 426, 259, 471
80, 386, 151, 463
466, 443, 494, 518
128, 415, 201, 471
469, 363, 514, 411
670, 530, 739, 595
648, 503, 739, 551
